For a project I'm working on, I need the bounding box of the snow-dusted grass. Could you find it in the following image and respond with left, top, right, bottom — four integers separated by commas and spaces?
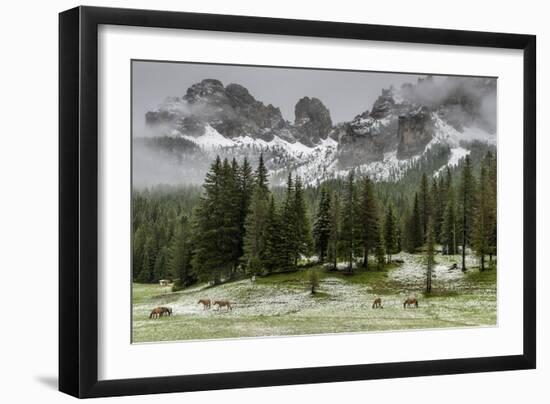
132, 252, 496, 343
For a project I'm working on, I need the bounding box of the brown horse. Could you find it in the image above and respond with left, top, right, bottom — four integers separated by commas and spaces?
213, 300, 232, 311
372, 297, 383, 309
198, 299, 211, 310
149, 306, 172, 319
403, 297, 419, 308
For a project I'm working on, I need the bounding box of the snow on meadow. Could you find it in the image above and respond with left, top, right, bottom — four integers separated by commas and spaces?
132, 253, 496, 343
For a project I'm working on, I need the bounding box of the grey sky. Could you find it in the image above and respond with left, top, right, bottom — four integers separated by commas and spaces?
132, 60, 428, 133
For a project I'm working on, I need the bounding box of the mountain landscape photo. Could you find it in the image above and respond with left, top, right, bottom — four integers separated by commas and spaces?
131, 61, 497, 343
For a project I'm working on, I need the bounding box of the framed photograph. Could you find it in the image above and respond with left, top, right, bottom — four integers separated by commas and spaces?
59, 6, 536, 398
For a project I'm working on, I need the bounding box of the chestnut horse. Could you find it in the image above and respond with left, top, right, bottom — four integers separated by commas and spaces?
403, 297, 419, 308
372, 297, 383, 309
213, 300, 232, 311
149, 306, 172, 319
198, 299, 211, 310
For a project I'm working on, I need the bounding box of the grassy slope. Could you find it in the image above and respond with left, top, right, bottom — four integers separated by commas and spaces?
132, 253, 496, 343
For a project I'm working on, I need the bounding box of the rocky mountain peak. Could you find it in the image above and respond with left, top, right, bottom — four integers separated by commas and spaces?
294, 97, 333, 146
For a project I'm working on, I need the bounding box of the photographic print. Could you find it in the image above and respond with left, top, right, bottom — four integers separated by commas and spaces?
131, 61, 497, 343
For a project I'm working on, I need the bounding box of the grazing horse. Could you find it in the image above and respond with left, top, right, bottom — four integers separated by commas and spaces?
213, 299, 232, 311
198, 299, 211, 310
372, 297, 383, 309
149, 306, 172, 319
403, 297, 419, 308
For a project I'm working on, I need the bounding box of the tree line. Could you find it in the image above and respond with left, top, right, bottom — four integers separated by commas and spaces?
132, 150, 497, 288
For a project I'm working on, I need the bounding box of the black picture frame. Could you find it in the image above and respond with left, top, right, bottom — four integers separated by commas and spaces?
59, 5, 536, 398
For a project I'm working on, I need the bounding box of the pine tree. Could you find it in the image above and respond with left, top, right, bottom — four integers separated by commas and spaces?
419, 173, 432, 241
425, 219, 435, 293
292, 176, 313, 267
192, 156, 230, 283
327, 192, 341, 270
264, 196, 285, 272
358, 176, 380, 270
341, 171, 361, 272
255, 153, 269, 193
169, 216, 195, 289
280, 173, 297, 270
406, 193, 423, 252
222, 158, 243, 276
441, 186, 457, 255
432, 176, 444, 243
374, 227, 386, 270
313, 187, 332, 263
237, 157, 255, 264
473, 155, 496, 271
459, 155, 477, 270
242, 157, 271, 274
242, 188, 270, 273
384, 203, 399, 262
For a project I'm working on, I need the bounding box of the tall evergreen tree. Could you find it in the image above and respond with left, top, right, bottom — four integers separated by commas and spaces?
419, 173, 432, 241
327, 192, 342, 270
221, 158, 242, 276
242, 157, 271, 274
459, 155, 477, 271
280, 173, 297, 270
425, 218, 435, 293
374, 227, 386, 270
340, 171, 361, 272
473, 155, 496, 271
358, 176, 380, 270
441, 186, 458, 255
237, 157, 255, 263
264, 195, 285, 272
292, 176, 313, 267
313, 187, 332, 263
406, 193, 423, 252
169, 216, 196, 288
384, 203, 399, 262
192, 156, 230, 283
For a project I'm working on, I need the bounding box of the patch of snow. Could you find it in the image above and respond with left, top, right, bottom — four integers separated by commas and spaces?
182, 125, 235, 148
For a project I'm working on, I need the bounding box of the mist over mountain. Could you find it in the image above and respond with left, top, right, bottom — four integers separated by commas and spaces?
134, 75, 496, 187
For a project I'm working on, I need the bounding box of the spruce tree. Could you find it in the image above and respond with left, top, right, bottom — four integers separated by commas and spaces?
441, 187, 457, 255
407, 193, 423, 252
459, 155, 477, 270
242, 157, 271, 274
292, 176, 313, 267
425, 218, 435, 293
313, 187, 332, 263
192, 156, 229, 283
280, 173, 297, 270
358, 176, 380, 270
169, 216, 195, 288
327, 192, 341, 270
223, 158, 243, 276
384, 203, 399, 262
264, 195, 285, 272
374, 227, 386, 270
237, 157, 255, 263
473, 156, 496, 271
341, 171, 361, 272
419, 173, 432, 241
242, 188, 270, 274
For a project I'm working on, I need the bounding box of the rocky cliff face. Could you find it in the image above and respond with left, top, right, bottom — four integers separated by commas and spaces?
139, 76, 496, 186
294, 97, 333, 146
396, 107, 434, 159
